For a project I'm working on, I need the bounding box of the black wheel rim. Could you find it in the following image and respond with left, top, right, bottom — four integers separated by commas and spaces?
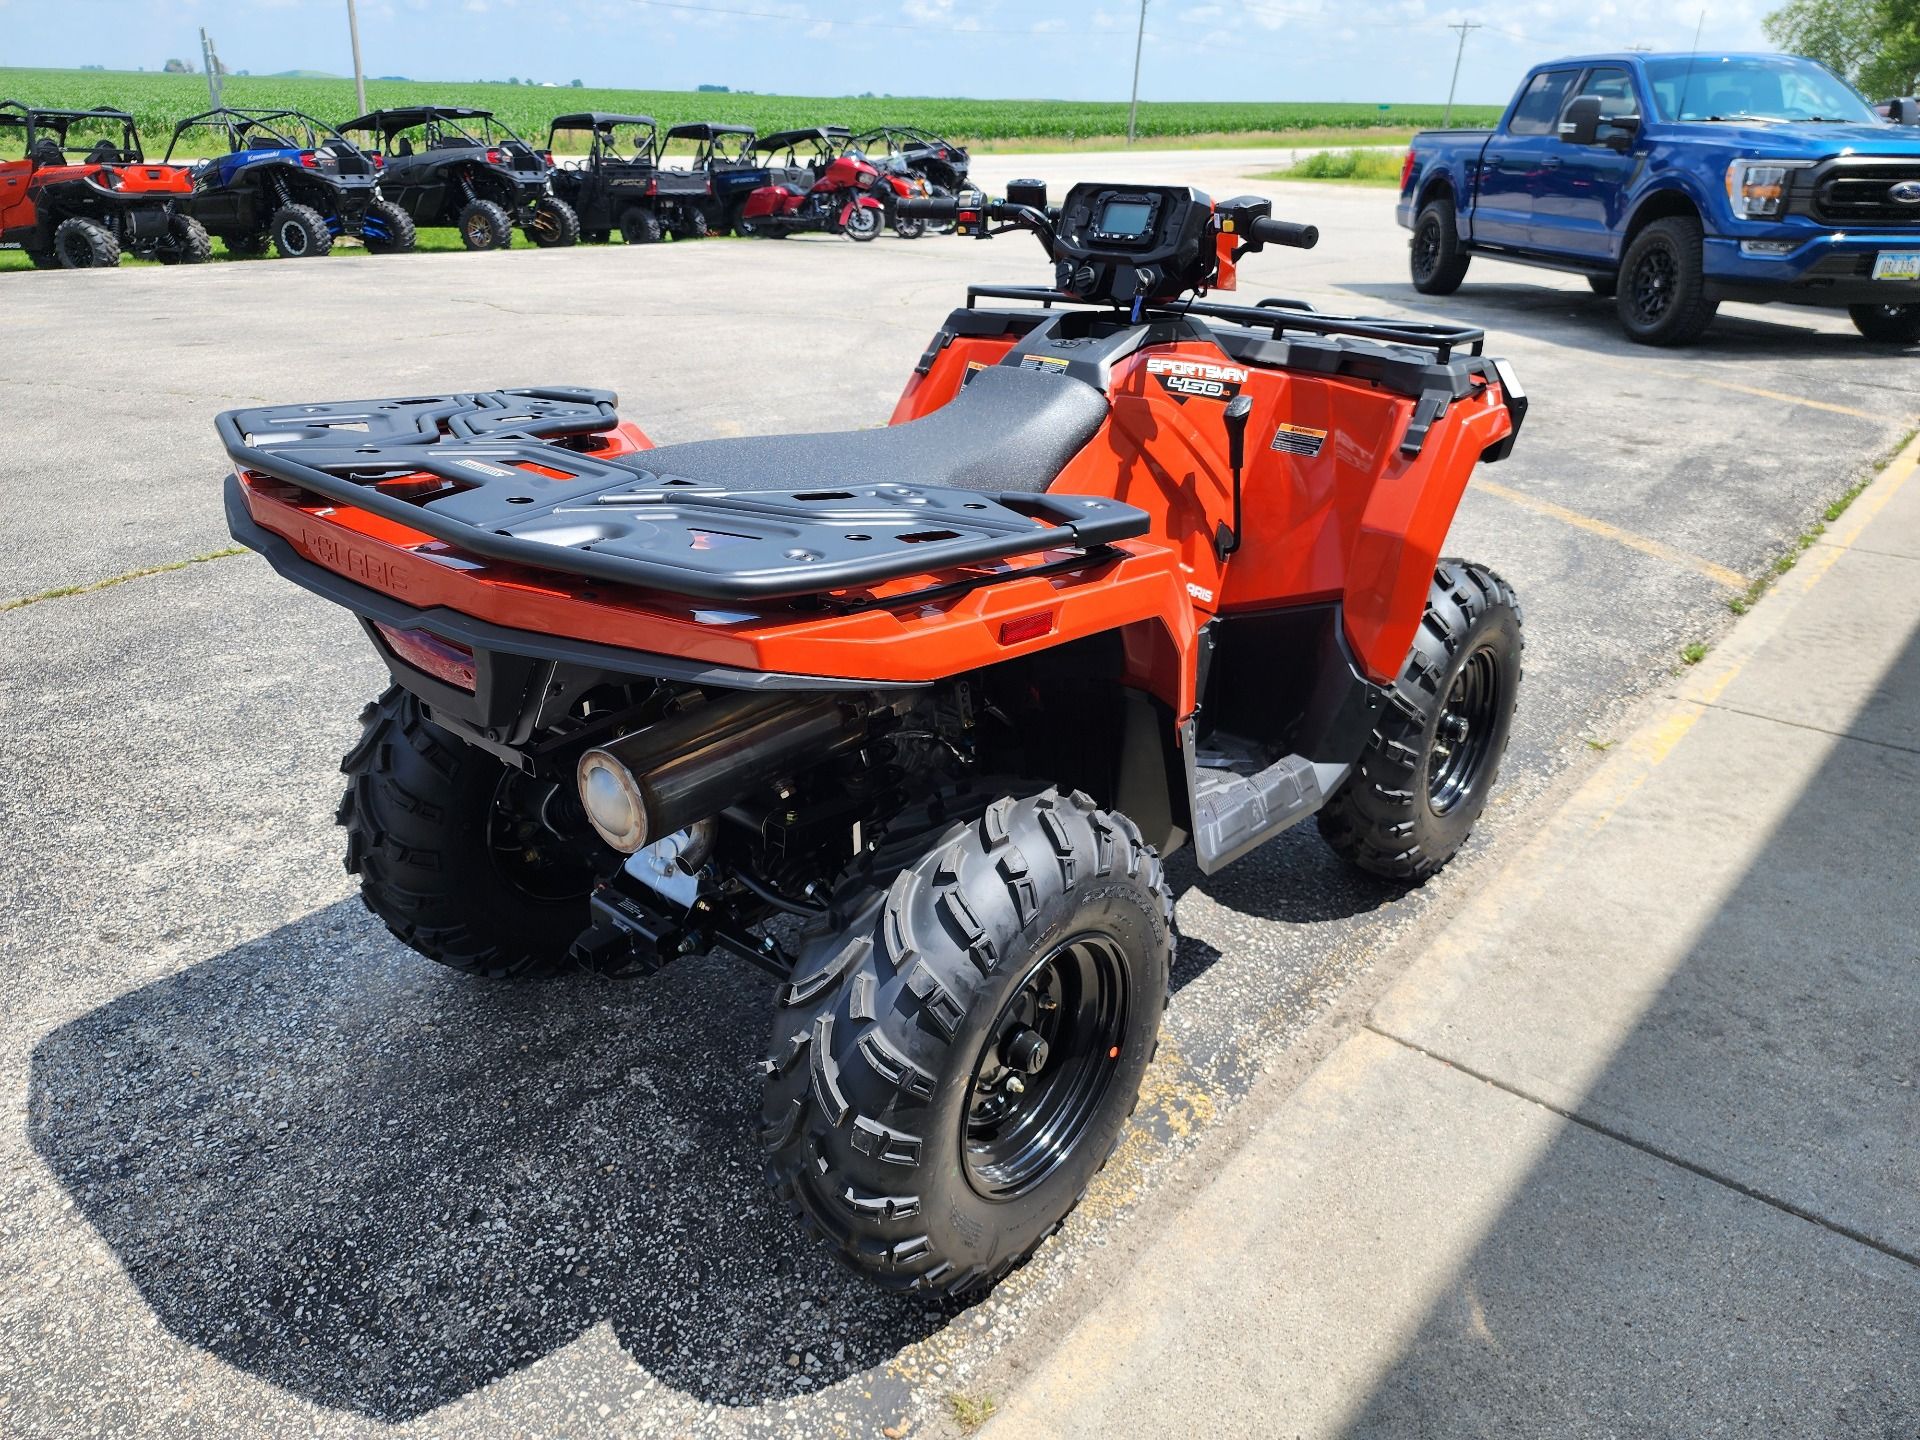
281, 221, 308, 256
963, 933, 1130, 1200
58, 230, 89, 266
486, 771, 603, 902
1412, 217, 1441, 280
1629, 243, 1676, 325
1427, 644, 1502, 816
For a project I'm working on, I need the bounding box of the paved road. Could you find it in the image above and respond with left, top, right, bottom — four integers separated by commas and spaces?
3, 153, 1915, 1438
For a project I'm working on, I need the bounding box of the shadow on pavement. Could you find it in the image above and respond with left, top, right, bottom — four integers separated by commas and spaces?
27, 900, 948, 1421
1340, 614, 1920, 1434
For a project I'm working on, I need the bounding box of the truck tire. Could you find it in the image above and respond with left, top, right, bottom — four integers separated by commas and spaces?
1617, 216, 1717, 346
1318, 561, 1523, 882
458, 199, 514, 251
1410, 199, 1470, 295
361, 198, 417, 254
1848, 303, 1920, 345
525, 195, 580, 248
1586, 274, 1617, 297
54, 216, 120, 268
337, 688, 604, 979
620, 206, 662, 244
762, 789, 1173, 1295
268, 204, 332, 259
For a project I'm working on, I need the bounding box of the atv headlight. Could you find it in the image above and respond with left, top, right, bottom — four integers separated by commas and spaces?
1725, 158, 1812, 219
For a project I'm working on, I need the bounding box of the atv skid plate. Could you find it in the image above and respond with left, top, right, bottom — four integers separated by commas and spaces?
218, 387, 1147, 601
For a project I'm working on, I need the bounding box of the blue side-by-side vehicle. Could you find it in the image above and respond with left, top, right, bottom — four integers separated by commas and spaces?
1399, 52, 1920, 344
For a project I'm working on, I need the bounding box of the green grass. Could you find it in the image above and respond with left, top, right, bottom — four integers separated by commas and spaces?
1, 67, 1499, 157
947, 1392, 998, 1432
1, 547, 246, 613
1, 225, 477, 270
1259, 147, 1408, 186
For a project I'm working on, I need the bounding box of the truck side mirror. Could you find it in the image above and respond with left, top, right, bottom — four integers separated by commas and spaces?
1559, 96, 1603, 146
1891, 97, 1920, 126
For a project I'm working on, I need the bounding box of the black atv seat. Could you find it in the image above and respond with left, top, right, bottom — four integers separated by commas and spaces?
624, 364, 1109, 495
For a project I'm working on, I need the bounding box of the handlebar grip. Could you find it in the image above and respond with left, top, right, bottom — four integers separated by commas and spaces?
898, 196, 960, 219
1250, 217, 1319, 250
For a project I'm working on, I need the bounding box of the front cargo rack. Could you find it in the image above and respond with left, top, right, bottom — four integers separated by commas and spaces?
219, 388, 1149, 602
964, 285, 1486, 363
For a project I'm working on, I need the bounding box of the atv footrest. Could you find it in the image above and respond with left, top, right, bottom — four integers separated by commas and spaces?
219, 389, 1148, 601
1188, 744, 1349, 874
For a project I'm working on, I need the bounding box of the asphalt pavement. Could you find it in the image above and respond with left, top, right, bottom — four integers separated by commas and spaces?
2, 150, 1916, 1439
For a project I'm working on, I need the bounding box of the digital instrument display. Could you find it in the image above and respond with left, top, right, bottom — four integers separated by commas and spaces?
1097, 199, 1153, 237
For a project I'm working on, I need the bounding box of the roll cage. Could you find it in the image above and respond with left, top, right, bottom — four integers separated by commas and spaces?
163, 108, 349, 161
545, 113, 658, 165
0, 101, 144, 164
751, 126, 849, 168
343, 107, 524, 155
660, 122, 756, 167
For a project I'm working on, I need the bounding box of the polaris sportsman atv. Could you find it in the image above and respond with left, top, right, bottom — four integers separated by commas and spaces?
341, 106, 576, 251
545, 113, 711, 244
165, 108, 414, 259
0, 100, 207, 268
219, 179, 1526, 1295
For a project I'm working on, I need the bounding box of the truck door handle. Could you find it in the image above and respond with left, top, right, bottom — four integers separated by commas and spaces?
1540, 157, 1562, 169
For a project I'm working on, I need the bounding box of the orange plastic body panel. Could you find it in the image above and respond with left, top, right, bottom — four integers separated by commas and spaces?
241, 308, 1508, 719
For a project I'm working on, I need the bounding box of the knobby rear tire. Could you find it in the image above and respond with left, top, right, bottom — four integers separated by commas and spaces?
761, 788, 1172, 1296
337, 688, 598, 979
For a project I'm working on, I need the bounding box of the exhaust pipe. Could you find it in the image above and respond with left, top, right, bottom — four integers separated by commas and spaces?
576, 692, 877, 854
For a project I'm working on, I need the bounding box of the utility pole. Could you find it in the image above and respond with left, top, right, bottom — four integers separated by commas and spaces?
346, 0, 369, 116
200, 28, 223, 109
1442, 21, 1481, 129
1126, 0, 1149, 146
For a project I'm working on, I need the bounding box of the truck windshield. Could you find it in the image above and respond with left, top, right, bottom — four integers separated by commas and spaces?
1645, 54, 1881, 124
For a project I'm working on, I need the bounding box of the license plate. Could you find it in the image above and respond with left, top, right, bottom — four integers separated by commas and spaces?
1871, 251, 1920, 281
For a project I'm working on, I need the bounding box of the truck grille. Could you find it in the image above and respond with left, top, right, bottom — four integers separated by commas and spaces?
1809, 160, 1920, 226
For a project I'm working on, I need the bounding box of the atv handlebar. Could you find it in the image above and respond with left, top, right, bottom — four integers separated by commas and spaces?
1247, 217, 1318, 250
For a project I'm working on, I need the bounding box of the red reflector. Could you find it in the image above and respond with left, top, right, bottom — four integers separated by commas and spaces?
299, 151, 318, 168
1400, 150, 1416, 189
373, 623, 478, 691
372, 153, 384, 167
997, 610, 1055, 646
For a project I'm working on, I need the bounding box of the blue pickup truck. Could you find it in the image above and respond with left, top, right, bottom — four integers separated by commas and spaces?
1398, 52, 1920, 345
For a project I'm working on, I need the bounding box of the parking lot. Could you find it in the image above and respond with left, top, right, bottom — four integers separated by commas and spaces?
3, 149, 1916, 1439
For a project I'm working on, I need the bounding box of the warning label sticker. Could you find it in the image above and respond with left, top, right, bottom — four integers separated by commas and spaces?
1270, 423, 1328, 458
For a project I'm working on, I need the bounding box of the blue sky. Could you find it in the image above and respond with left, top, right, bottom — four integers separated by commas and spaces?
1, 0, 1774, 104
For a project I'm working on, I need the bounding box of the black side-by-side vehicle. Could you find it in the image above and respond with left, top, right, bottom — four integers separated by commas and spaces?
546, 112, 712, 243
342, 106, 577, 251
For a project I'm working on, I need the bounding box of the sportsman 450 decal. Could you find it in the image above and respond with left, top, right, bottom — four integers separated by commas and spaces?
1145, 356, 1248, 403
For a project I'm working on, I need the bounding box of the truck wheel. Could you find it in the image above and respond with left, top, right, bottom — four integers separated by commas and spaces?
1848, 303, 1920, 344
1586, 274, 1617, 297
268, 204, 332, 259
762, 789, 1173, 1296
1410, 199, 1469, 295
361, 198, 417, 254
620, 206, 662, 244
458, 199, 514, 251
526, 195, 580, 248
226, 230, 272, 259
1318, 561, 1523, 882
337, 688, 606, 979
53, 217, 120, 269
1617, 216, 1717, 346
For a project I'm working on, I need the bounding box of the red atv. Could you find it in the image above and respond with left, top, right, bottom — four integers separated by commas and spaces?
218, 179, 1525, 1295
1, 101, 208, 268
738, 150, 885, 240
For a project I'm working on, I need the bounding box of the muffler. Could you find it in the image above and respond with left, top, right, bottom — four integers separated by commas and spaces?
576, 692, 878, 853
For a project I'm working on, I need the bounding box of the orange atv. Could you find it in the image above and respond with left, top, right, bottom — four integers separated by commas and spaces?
0, 101, 208, 268
219, 179, 1527, 1295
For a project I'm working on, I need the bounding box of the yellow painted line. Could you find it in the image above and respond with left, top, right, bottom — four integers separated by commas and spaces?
1574, 352, 1884, 422
1474, 479, 1746, 590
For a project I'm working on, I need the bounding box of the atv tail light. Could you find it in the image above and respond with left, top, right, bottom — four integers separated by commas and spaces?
486, 149, 504, 164
372, 623, 477, 691
1726, 158, 1811, 219
299, 151, 318, 168
539, 150, 554, 165
997, 610, 1055, 646
1400, 150, 1417, 190
371, 153, 384, 168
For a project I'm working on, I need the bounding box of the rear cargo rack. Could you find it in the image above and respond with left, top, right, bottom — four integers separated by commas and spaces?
219, 388, 1148, 602
964, 285, 1485, 362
